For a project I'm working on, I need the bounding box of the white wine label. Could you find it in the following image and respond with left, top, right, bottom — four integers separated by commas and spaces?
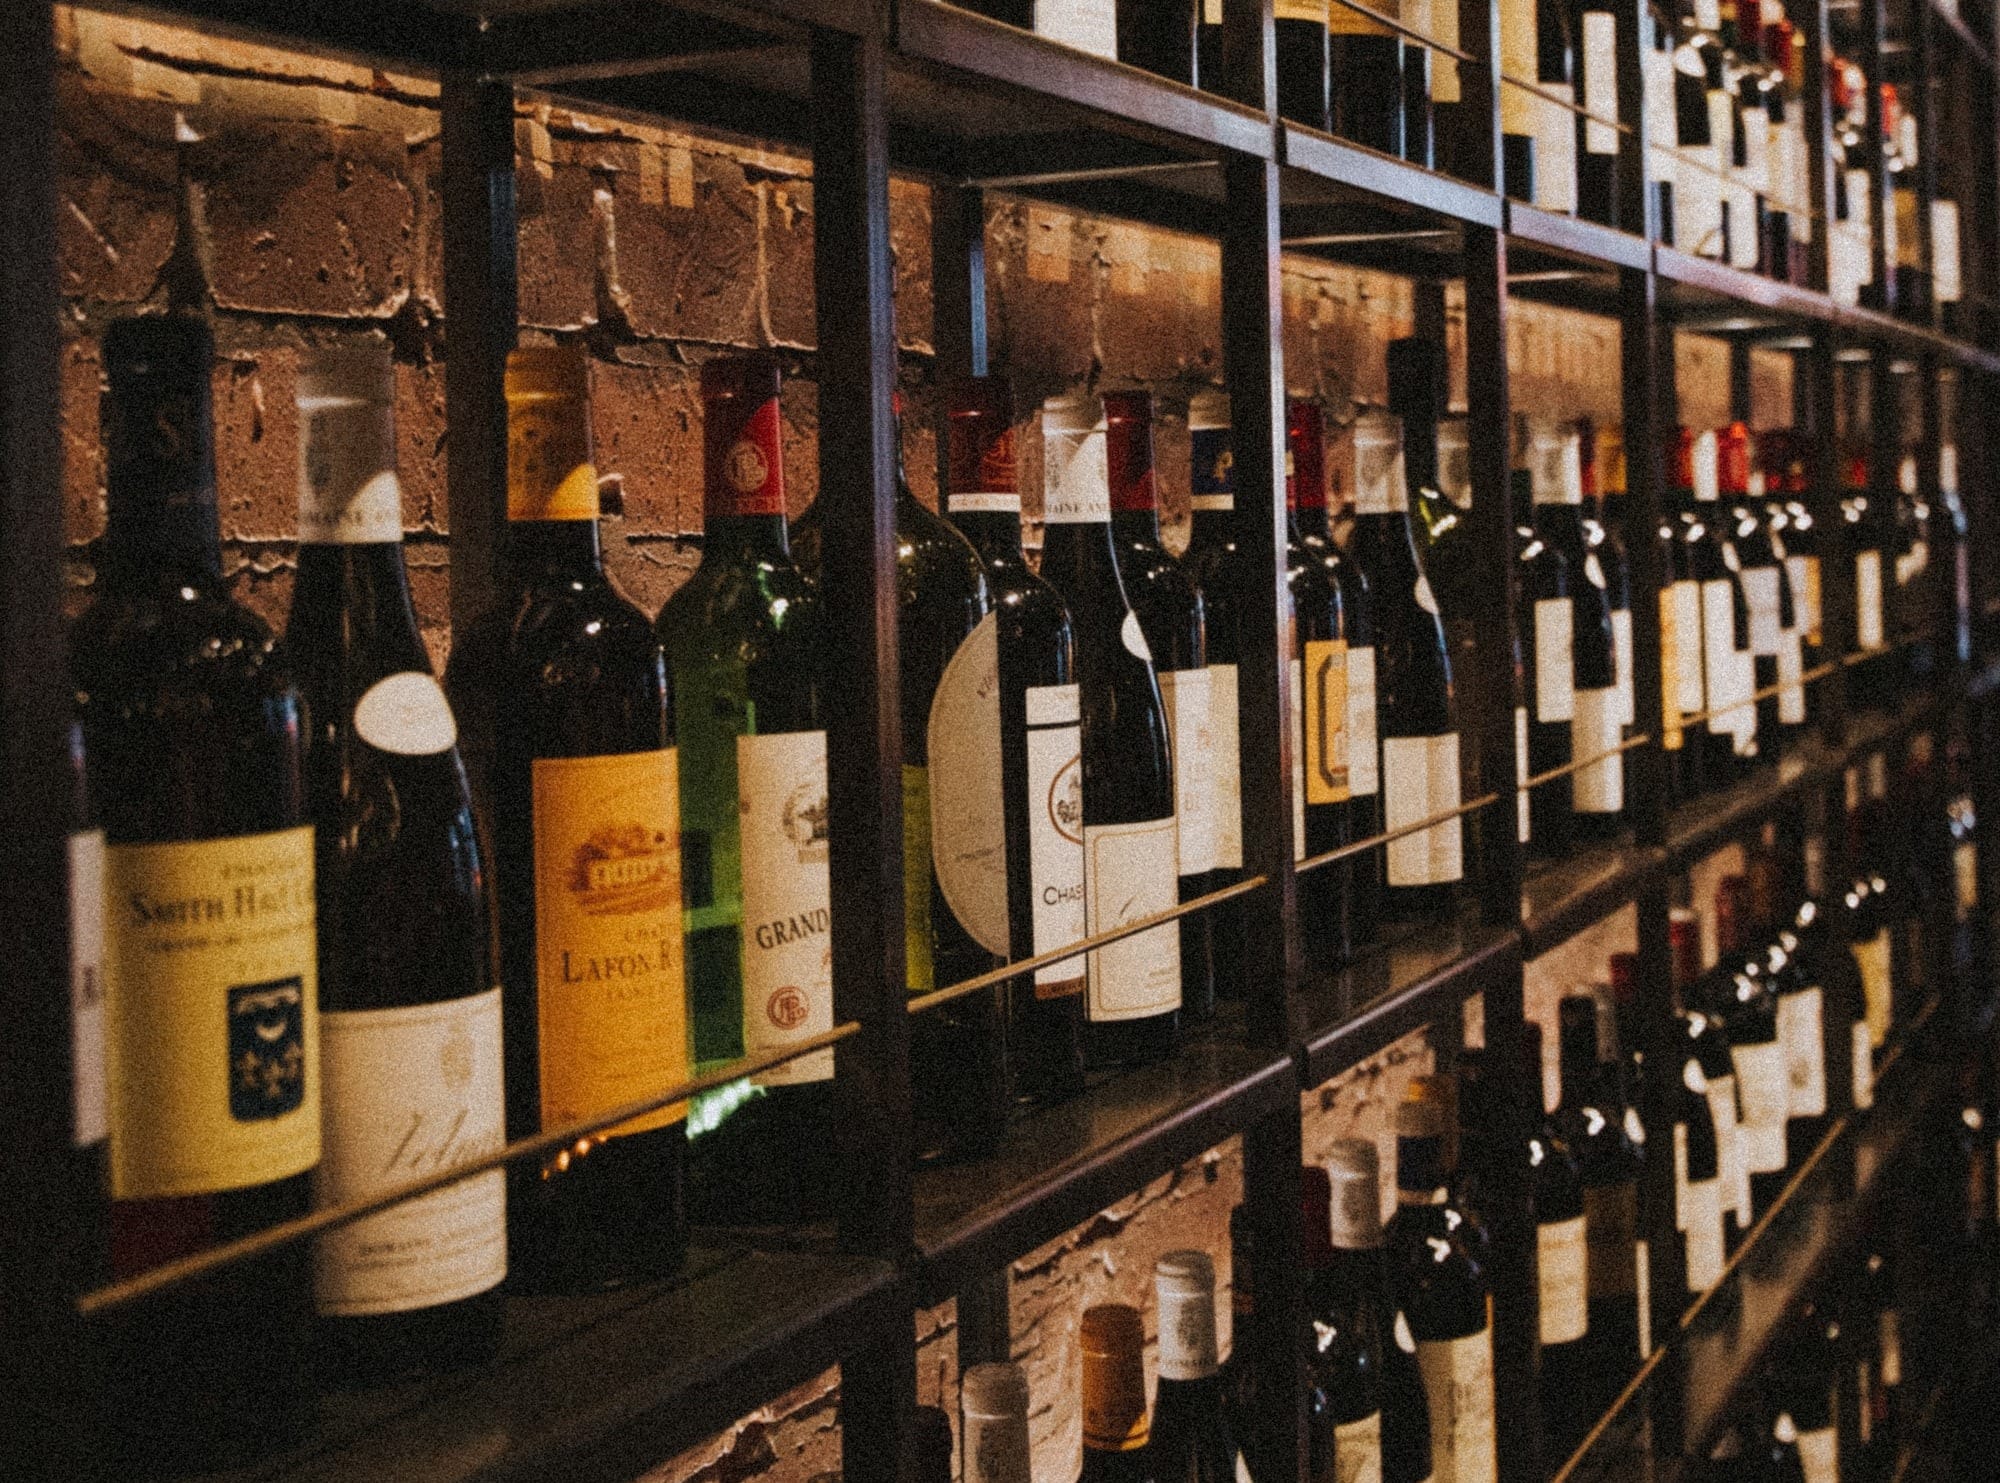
1025, 683, 1086, 997
1585, 1182, 1639, 1300
353, 671, 459, 757
1672, 580, 1706, 716
298, 389, 402, 544
1797, 1426, 1839, 1483
1516, 705, 1531, 845
1533, 599, 1575, 723
1684, 1178, 1725, 1292
1853, 928, 1891, 1048
1083, 814, 1181, 1022
1335, 1411, 1384, 1483
1416, 1327, 1496, 1483
1538, 1215, 1589, 1344
1416, 572, 1441, 616
737, 730, 834, 1085
1741, 566, 1783, 656
946, 491, 1022, 516
1583, 11, 1619, 153
1158, 1274, 1221, 1380
1701, 580, 1741, 737
1120, 610, 1152, 663
929, 612, 1010, 957
1707, 1074, 1751, 1229
1733, 1040, 1789, 1173
314, 990, 506, 1316
107, 826, 320, 1200
1159, 666, 1217, 878
1571, 685, 1624, 814
1852, 1019, 1875, 1110
1209, 664, 1244, 870
1856, 550, 1885, 649
1778, 628, 1806, 725
1778, 986, 1827, 1119
69, 829, 107, 1149
1536, 84, 1580, 215
1346, 647, 1379, 797
1043, 410, 1111, 523
1395, 1310, 1418, 1354
1934, 199, 1963, 303
1034, 0, 1117, 59
1384, 733, 1464, 887
1611, 607, 1635, 726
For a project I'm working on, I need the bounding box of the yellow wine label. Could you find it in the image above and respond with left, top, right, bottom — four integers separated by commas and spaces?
903, 763, 935, 995
107, 825, 319, 1200
507, 394, 600, 523
1304, 637, 1352, 805
531, 749, 689, 1136
1660, 589, 1684, 751
1328, 0, 1393, 34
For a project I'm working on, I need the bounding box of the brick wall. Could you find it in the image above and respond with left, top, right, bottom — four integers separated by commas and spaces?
50, 11, 1788, 1480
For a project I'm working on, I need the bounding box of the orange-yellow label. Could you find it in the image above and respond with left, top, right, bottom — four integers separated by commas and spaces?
507, 394, 599, 522
1660, 590, 1684, 751
530, 749, 689, 1135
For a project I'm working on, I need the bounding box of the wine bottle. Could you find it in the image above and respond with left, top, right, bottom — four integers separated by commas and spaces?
1313, 1144, 1391, 1483
1673, 905, 1751, 1246
914, 1404, 959, 1483
1329, 0, 1405, 155
1040, 393, 1182, 1066
288, 345, 506, 1379
1574, 0, 1620, 224
66, 716, 109, 1287
1712, 879, 1789, 1217
1663, 998, 1729, 1300
1681, 426, 1756, 780
657, 353, 832, 1227
1181, 392, 1247, 1001
444, 346, 691, 1282
1771, 1303, 1841, 1483
1117, 0, 1199, 83
77, 315, 316, 1473
1582, 421, 1635, 737
944, 378, 1087, 1108
1331, 443, 1385, 938
1346, 408, 1463, 920
1278, 0, 1333, 131
1524, 1020, 1592, 1464
1541, 424, 1625, 840
1388, 1092, 1497, 1483
1148, 1250, 1238, 1480
1717, 422, 1790, 752
1224, 1206, 1279, 1481
1793, 837, 1870, 1117
1107, 391, 1216, 1020
1517, 419, 1578, 855
1757, 430, 1812, 734
1535, 0, 1580, 214
1840, 440, 1889, 672
1401, 0, 1437, 166
1286, 399, 1355, 968
963, 1361, 1034, 1483
1767, 918, 1828, 1162
1080, 1302, 1153, 1482
1662, 430, 1708, 802
1500, 0, 1542, 200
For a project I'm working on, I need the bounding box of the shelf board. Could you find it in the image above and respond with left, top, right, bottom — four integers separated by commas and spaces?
1506, 202, 1651, 273
910, 1028, 1294, 1303
1279, 123, 1499, 244
194, 1246, 899, 1483
1521, 840, 1661, 959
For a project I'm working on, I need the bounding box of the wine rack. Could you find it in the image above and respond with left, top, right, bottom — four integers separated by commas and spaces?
3, 0, 2000, 1480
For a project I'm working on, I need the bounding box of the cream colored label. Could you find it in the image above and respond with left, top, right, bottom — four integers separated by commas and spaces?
1159, 666, 1217, 878
1881, 1309, 1902, 1387
353, 672, 458, 757
947, 491, 1022, 515
1538, 1216, 1589, 1344
1534, 599, 1575, 723
314, 991, 506, 1315
70, 829, 107, 1148
1582, 11, 1618, 153
1571, 685, 1624, 814
1516, 705, 1531, 844
1384, 733, 1464, 887
299, 391, 402, 543
1733, 1040, 1789, 1173
1042, 414, 1111, 524
929, 612, 1009, 957
1852, 1019, 1875, 1110
1742, 566, 1783, 656
1707, 1074, 1751, 1228
1335, 1411, 1384, 1483
1856, 551, 1885, 650
1661, 591, 1683, 751
1416, 1327, 1496, 1483
1779, 628, 1806, 724
1535, 83, 1579, 215
1027, 684, 1086, 997
1612, 607, 1634, 726
531, 750, 689, 1130
1957, 841, 1979, 920
1035, 0, 1118, 58
1209, 664, 1244, 870
1797, 1426, 1839, 1483
737, 731, 834, 1084
1158, 1284, 1220, 1381
1701, 580, 1744, 738
1854, 929, 1892, 1048
1672, 580, 1706, 716
1304, 638, 1351, 806
1084, 815, 1181, 1022
107, 826, 319, 1200
1779, 986, 1827, 1119
1347, 647, 1379, 797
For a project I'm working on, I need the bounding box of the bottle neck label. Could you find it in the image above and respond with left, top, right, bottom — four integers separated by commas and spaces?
703, 390, 785, 521
1107, 434, 1159, 516
1190, 424, 1234, 511
947, 491, 1021, 515
1156, 1284, 1221, 1380
299, 394, 403, 543
1043, 419, 1111, 524
508, 396, 599, 523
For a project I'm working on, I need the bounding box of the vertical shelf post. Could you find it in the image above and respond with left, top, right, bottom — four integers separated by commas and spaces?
1798, 0, 1838, 297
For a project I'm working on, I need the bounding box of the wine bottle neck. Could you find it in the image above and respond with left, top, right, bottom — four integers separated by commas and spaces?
705, 512, 793, 559
950, 508, 1025, 559
104, 395, 223, 589
509, 517, 605, 578
1111, 508, 1163, 545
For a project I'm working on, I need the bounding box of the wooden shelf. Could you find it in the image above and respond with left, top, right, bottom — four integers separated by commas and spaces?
1522, 840, 1659, 958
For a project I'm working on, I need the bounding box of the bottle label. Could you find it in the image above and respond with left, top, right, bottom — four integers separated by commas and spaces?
1660, 590, 1683, 751
530, 749, 691, 1131
947, 491, 1022, 516
1347, 646, 1379, 796
1853, 928, 1892, 1048
1732, 1040, 1789, 1173
1159, 666, 1217, 878
1499, 0, 1537, 137
1571, 685, 1624, 814
1880, 1309, 1902, 1387
904, 764, 934, 995
1700, 579, 1742, 737
1335, 1411, 1384, 1483
1043, 414, 1111, 524
1778, 627, 1806, 724
1034, 0, 1118, 59
1083, 815, 1181, 1022
1538, 1215, 1589, 1344
1797, 1425, 1839, 1483
69, 829, 108, 1149
1416, 1327, 1497, 1483
1516, 705, 1531, 844
298, 392, 402, 544
927, 612, 1010, 958
1585, 1181, 1639, 1300
1384, 733, 1464, 887
313, 990, 507, 1315
1957, 841, 1979, 920
1684, 1176, 1725, 1291
106, 825, 319, 1200
964, 1407, 1033, 1483
1741, 565, 1783, 656
1671, 580, 1706, 716
508, 396, 599, 523
1707, 1074, 1751, 1228
1582, 11, 1619, 153
1303, 638, 1351, 806
1611, 606, 1635, 727
1189, 425, 1234, 512
1209, 663, 1244, 870
353, 672, 459, 757
704, 390, 785, 521
1778, 986, 1827, 1119
1856, 550, 1884, 649
1353, 454, 1408, 515
1157, 1284, 1220, 1381
1026, 684, 1086, 998
737, 731, 834, 1084
1533, 599, 1575, 723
